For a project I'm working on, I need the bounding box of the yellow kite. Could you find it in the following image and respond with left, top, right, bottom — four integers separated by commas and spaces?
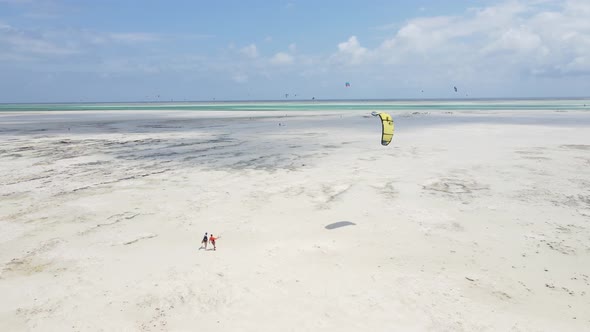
372, 112, 394, 146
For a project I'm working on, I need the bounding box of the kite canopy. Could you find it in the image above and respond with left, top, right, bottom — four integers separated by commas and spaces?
345, 82, 351, 87
372, 112, 394, 146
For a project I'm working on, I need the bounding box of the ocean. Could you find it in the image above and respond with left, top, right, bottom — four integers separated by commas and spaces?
0, 99, 589, 112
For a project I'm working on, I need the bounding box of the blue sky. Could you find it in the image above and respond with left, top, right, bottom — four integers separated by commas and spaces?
1, 0, 589, 102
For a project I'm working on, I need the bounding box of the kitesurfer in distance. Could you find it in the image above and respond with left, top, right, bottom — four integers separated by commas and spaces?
209, 234, 218, 251
200, 232, 208, 250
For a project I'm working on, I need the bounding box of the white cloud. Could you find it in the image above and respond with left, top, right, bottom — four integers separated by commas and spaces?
563, 0, 590, 15
388, 16, 457, 53
270, 52, 294, 65
332, 36, 369, 65
331, 0, 590, 77
561, 56, 590, 74
481, 27, 545, 55
239, 43, 258, 58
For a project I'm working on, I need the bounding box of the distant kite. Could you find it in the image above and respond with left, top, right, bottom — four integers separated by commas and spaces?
454, 86, 458, 92
345, 82, 351, 87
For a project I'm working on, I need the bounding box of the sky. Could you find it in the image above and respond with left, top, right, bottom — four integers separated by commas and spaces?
1, 0, 589, 102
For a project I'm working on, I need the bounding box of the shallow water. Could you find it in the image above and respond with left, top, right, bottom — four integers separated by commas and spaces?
1, 98, 589, 112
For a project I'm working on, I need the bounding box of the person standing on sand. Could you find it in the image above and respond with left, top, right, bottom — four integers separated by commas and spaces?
201, 232, 208, 249
209, 234, 217, 250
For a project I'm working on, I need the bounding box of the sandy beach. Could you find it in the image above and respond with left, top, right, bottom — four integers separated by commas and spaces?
1, 109, 589, 331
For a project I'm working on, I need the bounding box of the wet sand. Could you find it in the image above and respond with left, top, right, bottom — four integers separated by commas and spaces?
1, 110, 589, 331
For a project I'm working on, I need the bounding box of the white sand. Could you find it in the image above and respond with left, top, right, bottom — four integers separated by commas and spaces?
1, 110, 589, 331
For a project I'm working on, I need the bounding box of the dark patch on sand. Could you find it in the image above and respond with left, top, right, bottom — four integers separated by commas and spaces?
522, 156, 551, 160
561, 145, 590, 150
423, 178, 488, 194
376, 181, 397, 199
2, 239, 61, 277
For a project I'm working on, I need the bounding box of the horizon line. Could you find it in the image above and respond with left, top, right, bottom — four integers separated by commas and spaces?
2, 96, 590, 105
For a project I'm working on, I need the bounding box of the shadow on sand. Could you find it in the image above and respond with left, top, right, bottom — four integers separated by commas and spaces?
325, 221, 356, 230
199, 247, 217, 250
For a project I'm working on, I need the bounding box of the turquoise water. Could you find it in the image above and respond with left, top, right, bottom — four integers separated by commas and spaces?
1, 99, 589, 112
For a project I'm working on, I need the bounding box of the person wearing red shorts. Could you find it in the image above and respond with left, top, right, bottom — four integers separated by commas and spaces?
209, 234, 217, 250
